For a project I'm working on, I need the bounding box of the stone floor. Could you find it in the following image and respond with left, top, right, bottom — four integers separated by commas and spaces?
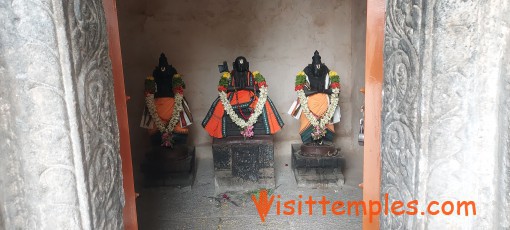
136, 142, 363, 230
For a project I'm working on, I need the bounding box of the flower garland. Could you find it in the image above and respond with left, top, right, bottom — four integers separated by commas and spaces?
218, 71, 268, 138
144, 74, 185, 147
295, 70, 341, 140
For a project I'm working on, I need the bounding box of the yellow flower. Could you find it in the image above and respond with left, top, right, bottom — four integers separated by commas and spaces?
146, 75, 154, 80
222, 72, 231, 79
173, 74, 181, 78
253, 71, 260, 76
297, 71, 305, 76
329, 71, 338, 76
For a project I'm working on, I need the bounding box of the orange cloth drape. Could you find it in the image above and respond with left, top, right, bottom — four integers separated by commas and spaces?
203, 90, 282, 138
299, 93, 334, 133
148, 97, 189, 135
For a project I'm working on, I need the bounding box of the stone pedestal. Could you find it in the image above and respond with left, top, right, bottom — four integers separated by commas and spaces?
141, 146, 196, 187
212, 136, 275, 193
291, 144, 345, 187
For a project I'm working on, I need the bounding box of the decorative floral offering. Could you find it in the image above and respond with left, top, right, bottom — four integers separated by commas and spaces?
161, 132, 173, 147
240, 125, 254, 139
145, 73, 185, 148
311, 125, 327, 141
295, 70, 341, 140
218, 72, 230, 92
218, 71, 268, 138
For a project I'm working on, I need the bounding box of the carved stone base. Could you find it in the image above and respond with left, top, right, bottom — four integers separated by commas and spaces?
141, 146, 196, 187
291, 144, 345, 187
212, 136, 275, 193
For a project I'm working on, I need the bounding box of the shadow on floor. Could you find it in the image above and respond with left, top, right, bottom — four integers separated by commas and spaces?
136, 143, 363, 230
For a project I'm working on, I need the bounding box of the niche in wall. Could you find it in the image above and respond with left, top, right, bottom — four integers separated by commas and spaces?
117, 0, 366, 192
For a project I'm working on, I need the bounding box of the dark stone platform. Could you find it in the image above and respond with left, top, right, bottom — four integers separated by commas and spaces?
212, 135, 275, 193
141, 146, 196, 187
291, 144, 345, 187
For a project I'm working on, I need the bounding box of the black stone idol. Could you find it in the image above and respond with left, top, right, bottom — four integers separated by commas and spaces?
140, 53, 195, 187
288, 51, 345, 187
202, 56, 284, 193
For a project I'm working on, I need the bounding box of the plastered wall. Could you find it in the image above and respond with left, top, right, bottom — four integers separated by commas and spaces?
117, 0, 366, 187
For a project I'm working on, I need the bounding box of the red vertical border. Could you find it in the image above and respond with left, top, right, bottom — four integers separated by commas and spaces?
363, 0, 385, 229
102, 0, 138, 229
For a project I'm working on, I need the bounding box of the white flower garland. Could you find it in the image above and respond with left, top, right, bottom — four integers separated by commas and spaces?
145, 93, 184, 134
219, 86, 268, 129
296, 88, 340, 130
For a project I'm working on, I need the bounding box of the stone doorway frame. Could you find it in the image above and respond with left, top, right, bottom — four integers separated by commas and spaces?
1, 0, 133, 229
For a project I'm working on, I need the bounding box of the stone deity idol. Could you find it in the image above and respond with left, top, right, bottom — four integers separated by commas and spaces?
288, 51, 341, 145
140, 53, 193, 149
202, 56, 284, 138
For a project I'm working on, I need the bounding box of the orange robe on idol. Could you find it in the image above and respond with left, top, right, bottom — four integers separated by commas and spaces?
202, 71, 284, 138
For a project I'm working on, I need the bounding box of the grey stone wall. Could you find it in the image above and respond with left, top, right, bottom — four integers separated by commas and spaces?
498, 11, 510, 228
0, 0, 124, 229
382, 0, 510, 229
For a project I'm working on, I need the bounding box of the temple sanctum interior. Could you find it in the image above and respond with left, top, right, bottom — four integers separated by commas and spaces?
2, 0, 509, 229
118, 0, 366, 228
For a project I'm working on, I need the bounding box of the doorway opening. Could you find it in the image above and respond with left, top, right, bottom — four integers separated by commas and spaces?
115, 0, 369, 228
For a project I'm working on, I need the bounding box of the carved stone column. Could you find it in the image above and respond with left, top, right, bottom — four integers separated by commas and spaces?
0, 1, 124, 229
382, 0, 510, 229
